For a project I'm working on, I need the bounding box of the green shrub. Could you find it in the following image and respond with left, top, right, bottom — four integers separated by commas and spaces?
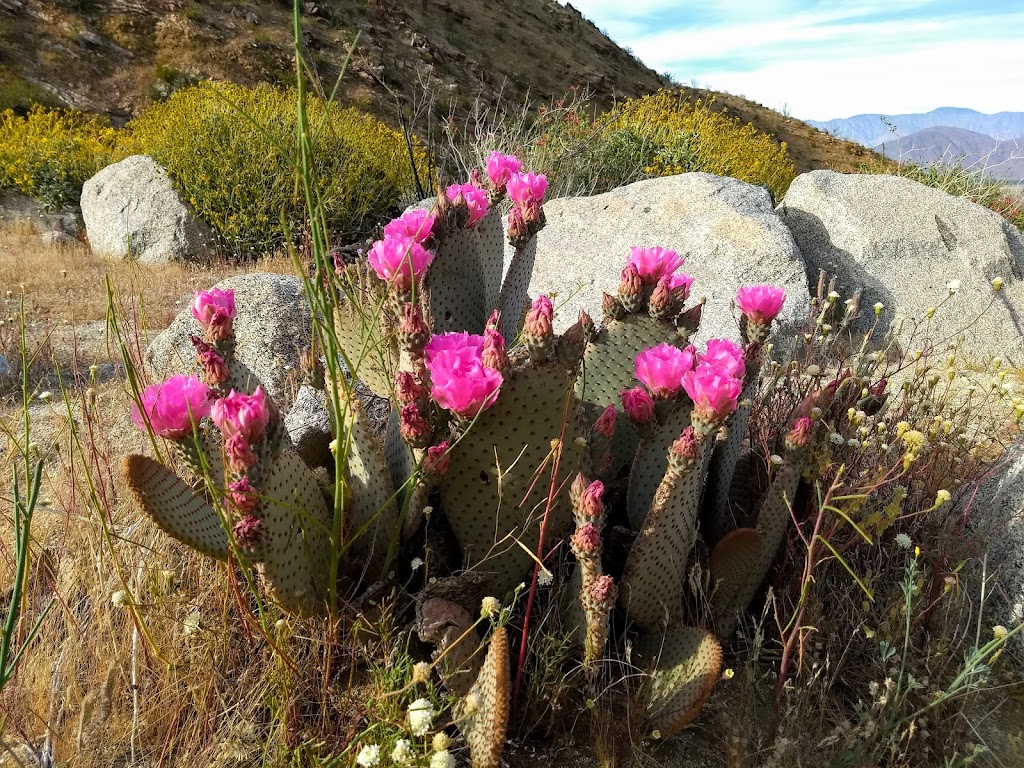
125, 81, 430, 255
0, 106, 121, 211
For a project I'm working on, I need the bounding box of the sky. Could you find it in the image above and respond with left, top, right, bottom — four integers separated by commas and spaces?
563, 0, 1024, 121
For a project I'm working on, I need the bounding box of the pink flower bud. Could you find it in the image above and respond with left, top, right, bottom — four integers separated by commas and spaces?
626, 246, 684, 284
211, 387, 271, 445
383, 208, 437, 245
525, 295, 553, 337
784, 417, 813, 451
233, 514, 264, 550
395, 371, 426, 405
648, 275, 674, 316
507, 204, 528, 244
570, 473, 589, 505
399, 402, 432, 447
669, 426, 700, 470
423, 333, 503, 419
667, 272, 694, 301
485, 151, 522, 190
446, 183, 489, 226
588, 574, 616, 604
621, 386, 655, 425
572, 522, 602, 554
580, 480, 604, 519
398, 304, 431, 354
424, 441, 451, 476
367, 235, 434, 291
618, 263, 643, 311
735, 284, 786, 325
225, 432, 258, 474
593, 404, 617, 438
635, 343, 696, 399
228, 476, 259, 516
482, 326, 508, 371
602, 291, 625, 320
191, 288, 235, 342
681, 364, 743, 426
702, 338, 745, 380
131, 374, 212, 440
190, 335, 230, 386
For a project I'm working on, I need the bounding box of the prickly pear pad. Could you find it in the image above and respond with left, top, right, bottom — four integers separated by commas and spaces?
333, 263, 399, 399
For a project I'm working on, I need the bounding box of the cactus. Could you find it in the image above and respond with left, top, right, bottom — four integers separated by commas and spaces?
333, 263, 399, 400
708, 527, 764, 639
457, 626, 510, 768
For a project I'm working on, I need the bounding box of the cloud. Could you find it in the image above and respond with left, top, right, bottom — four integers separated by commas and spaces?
563, 1, 1024, 119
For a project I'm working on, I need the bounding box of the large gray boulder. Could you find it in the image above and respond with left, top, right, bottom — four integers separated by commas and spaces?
146, 273, 309, 409
0, 188, 83, 237
81, 155, 214, 264
519, 173, 810, 344
779, 170, 1024, 364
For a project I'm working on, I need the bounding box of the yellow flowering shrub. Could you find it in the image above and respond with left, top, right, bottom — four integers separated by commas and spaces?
125, 82, 430, 255
0, 106, 121, 211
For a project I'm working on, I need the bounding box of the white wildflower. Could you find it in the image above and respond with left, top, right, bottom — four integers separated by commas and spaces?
412, 661, 431, 684
847, 438, 861, 449
947, 279, 960, 294
38, 391, 52, 402
538, 568, 553, 587
432, 733, 451, 752
111, 590, 130, 607
894, 533, 912, 550
182, 609, 201, 636
993, 276, 1005, 292
462, 692, 482, 716
356, 744, 381, 767
769, 454, 784, 466
828, 432, 844, 445
827, 291, 840, 302
408, 698, 434, 736
430, 750, 456, 768
993, 625, 1009, 640
934, 489, 951, 507
410, 557, 424, 572
480, 596, 501, 618
391, 739, 414, 766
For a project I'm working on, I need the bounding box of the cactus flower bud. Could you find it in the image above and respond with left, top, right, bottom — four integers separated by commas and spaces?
228, 476, 259, 516
668, 425, 700, 473
233, 514, 264, 550
572, 522, 602, 555
482, 326, 509, 371
191, 288, 235, 342
506, 204, 529, 245
524, 295, 554, 361
225, 432, 258, 474
399, 402, 432, 447
398, 304, 431, 355
423, 441, 451, 476
784, 416, 813, 451
588, 574, 617, 605
211, 387, 271, 445
395, 371, 426, 405
621, 386, 655, 426
617, 263, 643, 313
485, 151, 522, 191
570, 472, 589, 506
190, 335, 230, 386
635, 343, 696, 399
579, 479, 604, 517
445, 183, 489, 227
676, 297, 705, 339
648, 275, 676, 318
602, 291, 625, 321
579, 310, 596, 343
593, 404, 617, 438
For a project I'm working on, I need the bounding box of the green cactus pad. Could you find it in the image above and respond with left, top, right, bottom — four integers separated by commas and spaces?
459, 626, 510, 768
383, 409, 430, 540
708, 528, 764, 640
635, 625, 722, 738
123, 454, 229, 559
437, 360, 581, 596
626, 402, 693, 530
620, 440, 712, 632
576, 313, 688, 473
427, 210, 505, 335
255, 449, 333, 617
338, 395, 400, 581
333, 264, 399, 399
756, 462, 801, 571
704, 377, 757, 546
498, 238, 536, 339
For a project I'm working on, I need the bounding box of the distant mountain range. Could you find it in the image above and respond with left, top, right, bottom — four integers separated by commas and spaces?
873, 127, 1024, 180
808, 107, 1024, 149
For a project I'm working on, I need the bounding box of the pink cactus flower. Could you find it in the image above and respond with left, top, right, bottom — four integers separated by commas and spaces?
211, 387, 271, 445
228, 476, 259, 516
446, 183, 490, 226
635, 343, 697, 398
383, 208, 437, 245
366, 235, 434, 291
506, 172, 548, 206
225, 432, 258, 474
621, 386, 655, 425
626, 246, 685, 284
399, 402, 432, 446
785, 417, 813, 450
131, 374, 212, 440
191, 288, 236, 342
682, 364, 743, 425
395, 371, 426, 405
485, 151, 522, 190
579, 480, 604, 518
667, 272, 694, 299
735, 284, 786, 325
424, 441, 451, 476
423, 333, 503, 418
572, 522, 602, 554
589, 574, 617, 604
702, 338, 746, 380
592, 404, 617, 438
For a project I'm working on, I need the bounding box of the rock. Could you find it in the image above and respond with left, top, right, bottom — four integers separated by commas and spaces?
146, 273, 309, 409
81, 155, 215, 265
40, 231, 77, 248
0, 188, 83, 236
520, 173, 810, 344
0, 352, 12, 379
778, 170, 1024, 364
284, 385, 333, 468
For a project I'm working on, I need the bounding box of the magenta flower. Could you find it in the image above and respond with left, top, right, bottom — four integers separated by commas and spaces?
621, 386, 655, 425
667, 272, 694, 299
702, 338, 745, 380
366, 235, 434, 291
225, 432, 258, 474
191, 288, 235, 342
572, 522, 602, 554
589, 574, 617, 604
635, 343, 697, 398
424, 333, 503, 418
485, 151, 522, 190
383, 208, 437, 245
211, 387, 271, 445
579, 480, 605, 519
507, 172, 548, 206
131, 374, 212, 440
228, 476, 259, 515
626, 246, 685, 284
424, 441, 451, 476
446, 183, 490, 226
681, 364, 743, 425
735, 284, 786, 325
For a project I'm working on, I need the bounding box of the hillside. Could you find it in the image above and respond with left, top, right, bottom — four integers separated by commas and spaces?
874, 126, 1024, 180
809, 107, 1024, 149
